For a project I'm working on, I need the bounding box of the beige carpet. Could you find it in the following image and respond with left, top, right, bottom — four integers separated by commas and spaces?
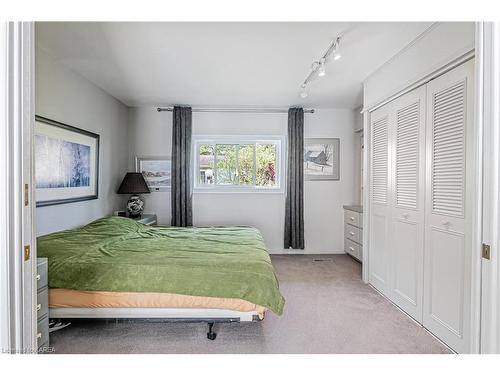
48, 254, 450, 354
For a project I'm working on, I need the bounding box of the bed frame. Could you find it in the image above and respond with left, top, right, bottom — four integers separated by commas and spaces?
50, 308, 263, 340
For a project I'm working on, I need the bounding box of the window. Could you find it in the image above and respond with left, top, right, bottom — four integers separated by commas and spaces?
194, 136, 283, 192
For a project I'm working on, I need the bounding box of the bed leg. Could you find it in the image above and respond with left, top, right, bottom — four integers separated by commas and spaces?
207, 322, 217, 340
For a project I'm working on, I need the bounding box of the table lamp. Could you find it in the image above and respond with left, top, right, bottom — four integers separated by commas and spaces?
117, 172, 151, 218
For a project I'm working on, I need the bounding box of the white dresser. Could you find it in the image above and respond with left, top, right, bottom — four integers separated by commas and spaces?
343, 205, 363, 262
36, 258, 49, 352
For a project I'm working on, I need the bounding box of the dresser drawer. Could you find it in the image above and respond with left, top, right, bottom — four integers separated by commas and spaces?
344, 210, 362, 228
344, 238, 361, 261
37, 287, 48, 321
344, 224, 362, 245
37, 258, 48, 291
37, 315, 49, 350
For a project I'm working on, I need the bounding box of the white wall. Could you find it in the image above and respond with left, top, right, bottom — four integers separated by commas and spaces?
128, 107, 358, 253
127, 106, 173, 224
35, 47, 129, 236
353, 108, 363, 205
363, 22, 475, 109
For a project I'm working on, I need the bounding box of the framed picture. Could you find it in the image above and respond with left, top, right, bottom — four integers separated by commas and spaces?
304, 138, 340, 181
35, 116, 99, 207
136, 157, 171, 192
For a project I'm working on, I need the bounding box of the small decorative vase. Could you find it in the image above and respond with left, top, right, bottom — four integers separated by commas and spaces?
126, 194, 144, 218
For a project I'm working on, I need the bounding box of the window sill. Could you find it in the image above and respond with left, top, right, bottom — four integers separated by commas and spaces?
193, 187, 285, 195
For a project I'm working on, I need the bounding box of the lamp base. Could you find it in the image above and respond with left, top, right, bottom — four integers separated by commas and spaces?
126, 194, 144, 218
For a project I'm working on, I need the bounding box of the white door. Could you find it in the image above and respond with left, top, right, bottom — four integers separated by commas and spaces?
369, 103, 392, 295
423, 59, 475, 353
389, 86, 426, 322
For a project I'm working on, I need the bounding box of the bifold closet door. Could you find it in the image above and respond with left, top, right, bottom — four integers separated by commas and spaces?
389, 86, 426, 322
423, 59, 474, 353
369, 103, 392, 295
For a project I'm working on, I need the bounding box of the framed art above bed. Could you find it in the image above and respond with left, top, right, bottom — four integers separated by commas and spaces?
35, 116, 100, 207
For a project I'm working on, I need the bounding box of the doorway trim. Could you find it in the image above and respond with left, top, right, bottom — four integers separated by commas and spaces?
0, 21, 36, 354
478, 21, 500, 354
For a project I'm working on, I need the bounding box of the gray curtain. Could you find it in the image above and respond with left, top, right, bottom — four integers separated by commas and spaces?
171, 106, 193, 227
284, 107, 304, 249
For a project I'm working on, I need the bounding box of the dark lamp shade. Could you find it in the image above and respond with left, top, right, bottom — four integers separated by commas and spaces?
117, 172, 151, 194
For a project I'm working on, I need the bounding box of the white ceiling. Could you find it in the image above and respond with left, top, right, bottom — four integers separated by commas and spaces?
36, 22, 432, 109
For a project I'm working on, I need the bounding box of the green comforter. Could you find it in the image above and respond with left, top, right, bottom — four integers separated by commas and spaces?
37, 217, 284, 315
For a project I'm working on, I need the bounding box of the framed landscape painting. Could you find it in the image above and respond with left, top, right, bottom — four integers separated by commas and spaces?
304, 138, 340, 181
35, 116, 99, 207
136, 157, 171, 191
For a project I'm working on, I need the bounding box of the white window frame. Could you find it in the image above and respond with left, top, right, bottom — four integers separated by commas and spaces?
193, 135, 285, 193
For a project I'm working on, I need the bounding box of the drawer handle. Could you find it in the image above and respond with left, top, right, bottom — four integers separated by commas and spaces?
349, 247, 355, 252
36, 274, 41, 281
36, 304, 41, 311
349, 217, 355, 221
37, 333, 42, 339
349, 231, 355, 236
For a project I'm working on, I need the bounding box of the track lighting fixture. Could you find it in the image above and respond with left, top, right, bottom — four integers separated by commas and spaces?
298, 35, 343, 98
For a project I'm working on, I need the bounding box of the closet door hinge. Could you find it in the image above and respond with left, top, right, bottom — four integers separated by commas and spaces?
482, 243, 491, 260
24, 183, 29, 206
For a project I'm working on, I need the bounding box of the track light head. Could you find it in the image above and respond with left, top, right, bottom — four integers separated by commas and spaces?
333, 38, 341, 61
318, 59, 326, 77
299, 85, 308, 98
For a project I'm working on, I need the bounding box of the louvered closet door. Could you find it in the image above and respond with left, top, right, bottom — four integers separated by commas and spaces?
423, 59, 474, 353
389, 86, 426, 322
369, 104, 392, 295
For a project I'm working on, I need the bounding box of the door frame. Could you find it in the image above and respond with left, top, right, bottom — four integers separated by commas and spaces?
0, 21, 36, 354
478, 22, 500, 354
362, 34, 482, 353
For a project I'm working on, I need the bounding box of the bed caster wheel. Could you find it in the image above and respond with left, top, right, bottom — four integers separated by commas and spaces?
207, 322, 217, 340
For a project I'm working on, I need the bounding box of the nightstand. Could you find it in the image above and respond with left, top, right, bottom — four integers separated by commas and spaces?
131, 213, 157, 225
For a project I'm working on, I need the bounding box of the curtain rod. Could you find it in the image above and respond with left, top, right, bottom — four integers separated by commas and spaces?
157, 107, 315, 114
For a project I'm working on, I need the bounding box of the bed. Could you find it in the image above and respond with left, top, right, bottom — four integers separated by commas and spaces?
37, 216, 285, 339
